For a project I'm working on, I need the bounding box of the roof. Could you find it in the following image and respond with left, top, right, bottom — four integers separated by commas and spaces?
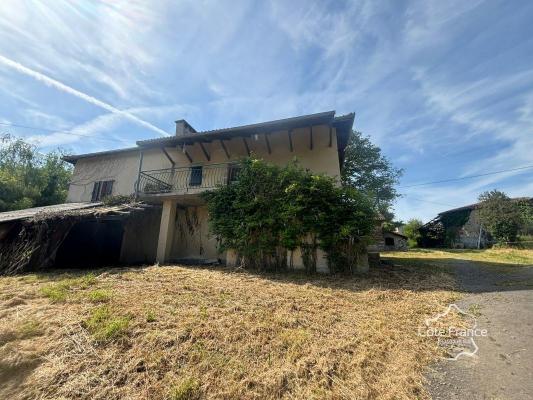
61, 110, 355, 166
383, 231, 408, 239
62, 147, 139, 164
136, 110, 338, 148
0, 202, 101, 223
438, 196, 532, 216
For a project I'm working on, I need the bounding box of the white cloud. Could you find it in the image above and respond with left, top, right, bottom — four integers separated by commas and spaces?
26, 113, 130, 148
0, 54, 169, 137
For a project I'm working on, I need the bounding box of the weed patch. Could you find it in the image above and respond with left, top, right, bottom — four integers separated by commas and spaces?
87, 289, 112, 303
169, 377, 201, 400
85, 306, 130, 342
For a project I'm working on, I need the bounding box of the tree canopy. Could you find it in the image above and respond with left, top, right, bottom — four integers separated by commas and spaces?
203, 158, 376, 273
477, 190, 522, 243
0, 134, 72, 212
341, 130, 402, 218
402, 219, 423, 248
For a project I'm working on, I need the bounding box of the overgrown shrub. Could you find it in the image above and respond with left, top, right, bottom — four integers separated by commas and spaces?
202, 158, 375, 273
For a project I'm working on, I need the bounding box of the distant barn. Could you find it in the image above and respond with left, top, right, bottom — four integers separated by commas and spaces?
420, 197, 532, 249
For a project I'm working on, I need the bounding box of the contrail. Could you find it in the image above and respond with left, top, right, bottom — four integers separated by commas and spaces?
0, 54, 170, 137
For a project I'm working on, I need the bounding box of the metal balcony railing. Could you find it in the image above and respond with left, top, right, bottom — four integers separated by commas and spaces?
137, 163, 240, 195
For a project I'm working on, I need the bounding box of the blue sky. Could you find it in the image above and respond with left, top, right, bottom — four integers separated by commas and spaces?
1, 0, 532, 222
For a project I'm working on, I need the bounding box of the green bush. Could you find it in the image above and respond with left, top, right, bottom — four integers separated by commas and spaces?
203, 158, 375, 273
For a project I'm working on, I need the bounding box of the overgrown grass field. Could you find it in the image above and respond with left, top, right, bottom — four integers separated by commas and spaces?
385, 248, 533, 266
0, 262, 459, 399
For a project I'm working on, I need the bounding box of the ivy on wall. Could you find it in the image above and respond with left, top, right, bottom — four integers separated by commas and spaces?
202, 158, 376, 273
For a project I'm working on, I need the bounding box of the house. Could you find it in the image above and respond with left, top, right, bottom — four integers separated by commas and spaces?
62, 111, 355, 272
420, 197, 532, 248
368, 230, 408, 251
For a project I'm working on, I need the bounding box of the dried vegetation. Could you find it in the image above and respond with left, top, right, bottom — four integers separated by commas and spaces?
0, 262, 458, 399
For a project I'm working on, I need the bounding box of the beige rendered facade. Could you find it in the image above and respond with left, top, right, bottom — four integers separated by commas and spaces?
64, 111, 355, 272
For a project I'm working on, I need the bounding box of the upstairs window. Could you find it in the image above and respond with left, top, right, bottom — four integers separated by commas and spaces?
227, 163, 240, 184
189, 166, 203, 186
91, 180, 114, 202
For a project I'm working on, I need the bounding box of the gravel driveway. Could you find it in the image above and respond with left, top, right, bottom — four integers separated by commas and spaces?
426, 260, 533, 399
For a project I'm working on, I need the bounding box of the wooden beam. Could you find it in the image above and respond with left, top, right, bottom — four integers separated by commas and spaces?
161, 147, 175, 166
288, 129, 293, 152
242, 137, 251, 156
199, 142, 210, 161
264, 133, 271, 154
328, 126, 333, 147
309, 126, 313, 150
135, 150, 144, 200
220, 139, 230, 159
180, 144, 193, 163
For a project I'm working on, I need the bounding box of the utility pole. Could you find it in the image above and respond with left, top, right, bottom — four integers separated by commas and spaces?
477, 222, 483, 249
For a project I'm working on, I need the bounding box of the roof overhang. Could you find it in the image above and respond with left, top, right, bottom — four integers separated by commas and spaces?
61, 110, 356, 169
137, 111, 337, 148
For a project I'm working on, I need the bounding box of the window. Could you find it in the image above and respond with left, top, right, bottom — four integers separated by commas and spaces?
385, 237, 395, 246
189, 166, 203, 186
227, 163, 240, 184
91, 180, 114, 202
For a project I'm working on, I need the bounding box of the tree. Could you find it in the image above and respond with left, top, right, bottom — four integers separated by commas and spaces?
516, 198, 533, 236
0, 134, 72, 212
341, 131, 402, 218
477, 190, 522, 244
203, 158, 376, 273
403, 219, 423, 248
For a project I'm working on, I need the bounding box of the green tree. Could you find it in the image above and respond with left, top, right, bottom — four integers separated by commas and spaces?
477, 190, 522, 243
516, 198, 533, 235
403, 219, 423, 248
341, 131, 402, 218
0, 134, 72, 212
203, 158, 376, 273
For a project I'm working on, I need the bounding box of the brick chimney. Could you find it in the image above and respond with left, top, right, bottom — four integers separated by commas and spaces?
175, 119, 196, 136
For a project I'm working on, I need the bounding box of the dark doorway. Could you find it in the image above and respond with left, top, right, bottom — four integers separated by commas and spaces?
385, 237, 395, 246
54, 220, 124, 268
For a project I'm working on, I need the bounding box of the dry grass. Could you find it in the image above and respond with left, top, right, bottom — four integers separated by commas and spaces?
0, 262, 459, 399
385, 248, 533, 266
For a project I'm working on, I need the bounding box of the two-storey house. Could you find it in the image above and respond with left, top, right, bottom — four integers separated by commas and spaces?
63, 111, 355, 271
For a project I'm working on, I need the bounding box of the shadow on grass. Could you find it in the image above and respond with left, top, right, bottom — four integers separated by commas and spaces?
381, 255, 533, 294
12, 252, 533, 296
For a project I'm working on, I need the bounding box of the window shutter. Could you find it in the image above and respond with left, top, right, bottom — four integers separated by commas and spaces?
104, 181, 114, 198
91, 181, 101, 202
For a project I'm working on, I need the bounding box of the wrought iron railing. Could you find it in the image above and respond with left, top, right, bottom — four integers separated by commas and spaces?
137, 163, 240, 194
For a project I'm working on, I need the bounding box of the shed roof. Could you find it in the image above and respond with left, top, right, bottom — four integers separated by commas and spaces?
0, 202, 100, 223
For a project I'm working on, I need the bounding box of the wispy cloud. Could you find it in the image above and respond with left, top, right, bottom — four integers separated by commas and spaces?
0, 54, 169, 137
0, 0, 532, 221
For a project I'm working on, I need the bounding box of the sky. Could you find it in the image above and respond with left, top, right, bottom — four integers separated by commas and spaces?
0, 0, 532, 222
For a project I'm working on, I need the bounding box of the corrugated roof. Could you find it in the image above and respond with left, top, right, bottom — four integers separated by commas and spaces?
0, 203, 101, 223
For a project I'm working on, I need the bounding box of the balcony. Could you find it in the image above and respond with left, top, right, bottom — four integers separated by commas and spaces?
137, 163, 239, 196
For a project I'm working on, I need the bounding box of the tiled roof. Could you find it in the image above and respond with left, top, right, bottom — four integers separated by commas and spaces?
62, 147, 139, 164
61, 110, 355, 164
136, 110, 338, 147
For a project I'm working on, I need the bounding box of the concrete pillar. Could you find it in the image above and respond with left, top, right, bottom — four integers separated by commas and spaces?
156, 199, 177, 263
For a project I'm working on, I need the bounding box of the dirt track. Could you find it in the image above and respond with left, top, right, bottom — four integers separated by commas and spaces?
427, 260, 533, 399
